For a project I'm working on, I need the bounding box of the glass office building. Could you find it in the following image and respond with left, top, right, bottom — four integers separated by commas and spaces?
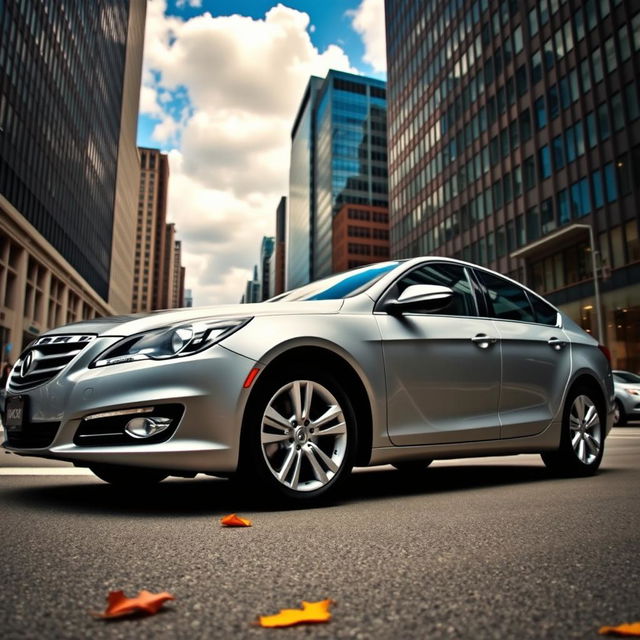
385, 0, 640, 369
287, 70, 388, 286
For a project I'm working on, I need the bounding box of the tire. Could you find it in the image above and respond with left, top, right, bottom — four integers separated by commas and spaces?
613, 400, 627, 426
238, 367, 357, 503
90, 464, 168, 486
541, 387, 605, 477
391, 459, 433, 473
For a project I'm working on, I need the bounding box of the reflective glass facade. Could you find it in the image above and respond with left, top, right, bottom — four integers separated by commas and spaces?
287, 71, 388, 286
385, 0, 640, 369
0, 0, 134, 300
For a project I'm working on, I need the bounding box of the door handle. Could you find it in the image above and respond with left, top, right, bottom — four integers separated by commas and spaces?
471, 334, 497, 349
548, 337, 567, 351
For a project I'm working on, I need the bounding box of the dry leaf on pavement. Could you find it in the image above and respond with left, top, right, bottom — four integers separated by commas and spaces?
599, 622, 640, 637
93, 590, 175, 619
220, 513, 252, 527
255, 599, 334, 628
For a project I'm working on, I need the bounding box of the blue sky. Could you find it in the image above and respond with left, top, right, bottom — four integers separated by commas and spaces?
137, 0, 385, 150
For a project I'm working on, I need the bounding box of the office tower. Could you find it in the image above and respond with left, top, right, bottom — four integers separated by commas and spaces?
272, 196, 287, 296
287, 70, 388, 287
259, 236, 275, 301
0, 0, 146, 357
385, 0, 640, 369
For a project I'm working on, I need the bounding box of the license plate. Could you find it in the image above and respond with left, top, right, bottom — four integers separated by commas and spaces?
5, 396, 26, 431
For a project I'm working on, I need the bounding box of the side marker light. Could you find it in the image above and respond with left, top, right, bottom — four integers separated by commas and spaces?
243, 367, 260, 388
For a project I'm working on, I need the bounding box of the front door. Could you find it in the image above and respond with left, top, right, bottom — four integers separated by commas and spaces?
375, 262, 501, 446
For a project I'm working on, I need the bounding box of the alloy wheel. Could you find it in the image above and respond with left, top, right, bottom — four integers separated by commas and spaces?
569, 394, 602, 465
260, 380, 348, 492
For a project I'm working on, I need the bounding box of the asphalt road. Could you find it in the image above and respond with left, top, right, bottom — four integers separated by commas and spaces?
0, 427, 638, 640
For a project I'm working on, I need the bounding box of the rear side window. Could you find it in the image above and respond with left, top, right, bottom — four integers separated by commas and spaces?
528, 294, 558, 326
395, 263, 478, 316
475, 270, 535, 322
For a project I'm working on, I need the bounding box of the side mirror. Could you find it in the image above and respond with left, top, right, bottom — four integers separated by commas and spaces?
385, 284, 454, 315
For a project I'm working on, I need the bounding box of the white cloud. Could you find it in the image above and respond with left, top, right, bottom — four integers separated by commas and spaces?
141, 1, 357, 305
349, 0, 387, 73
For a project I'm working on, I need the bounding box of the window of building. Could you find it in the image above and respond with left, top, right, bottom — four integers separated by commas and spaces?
633, 12, 640, 52
625, 83, 640, 121
540, 0, 550, 25
604, 36, 617, 73
626, 221, 640, 263
527, 206, 540, 241
548, 85, 559, 119
586, 112, 598, 148
544, 38, 555, 69
618, 25, 631, 61
553, 135, 565, 168
535, 96, 547, 129
531, 50, 542, 84
557, 189, 571, 225
598, 102, 611, 140
580, 58, 592, 94
574, 8, 586, 41
592, 169, 605, 208
604, 162, 618, 202
529, 8, 539, 36
513, 165, 523, 197
524, 155, 536, 190
617, 154, 632, 196
539, 145, 552, 179
554, 29, 566, 60
592, 47, 604, 83
611, 92, 624, 131
541, 198, 556, 233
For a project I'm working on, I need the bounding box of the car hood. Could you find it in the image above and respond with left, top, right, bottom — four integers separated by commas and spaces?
44, 299, 345, 337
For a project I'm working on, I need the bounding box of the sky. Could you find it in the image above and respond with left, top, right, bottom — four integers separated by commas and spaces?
137, 0, 387, 306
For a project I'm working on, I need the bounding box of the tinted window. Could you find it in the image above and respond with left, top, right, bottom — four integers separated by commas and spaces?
476, 270, 535, 321
529, 294, 558, 325
394, 263, 477, 316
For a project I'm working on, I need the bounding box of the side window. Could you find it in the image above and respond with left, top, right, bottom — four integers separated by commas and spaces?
528, 293, 559, 325
395, 263, 478, 316
475, 270, 535, 322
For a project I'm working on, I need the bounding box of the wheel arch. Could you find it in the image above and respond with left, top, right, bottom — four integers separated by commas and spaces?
243, 345, 374, 467
566, 372, 608, 431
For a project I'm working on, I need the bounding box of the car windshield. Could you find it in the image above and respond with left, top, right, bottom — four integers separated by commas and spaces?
613, 371, 640, 384
270, 261, 401, 302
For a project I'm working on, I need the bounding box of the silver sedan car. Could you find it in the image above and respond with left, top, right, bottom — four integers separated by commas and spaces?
2, 258, 614, 502
612, 370, 640, 425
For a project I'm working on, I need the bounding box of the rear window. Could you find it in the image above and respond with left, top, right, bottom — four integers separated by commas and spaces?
528, 294, 558, 326
475, 270, 535, 322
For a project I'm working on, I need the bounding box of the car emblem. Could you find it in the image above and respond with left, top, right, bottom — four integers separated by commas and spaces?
20, 351, 36, 378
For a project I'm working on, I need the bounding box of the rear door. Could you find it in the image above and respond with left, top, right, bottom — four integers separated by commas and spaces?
375, 262, 501, 445
473, 269, 572, 439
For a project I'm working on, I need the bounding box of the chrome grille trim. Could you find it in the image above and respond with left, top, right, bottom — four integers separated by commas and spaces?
7, 334, 96, 392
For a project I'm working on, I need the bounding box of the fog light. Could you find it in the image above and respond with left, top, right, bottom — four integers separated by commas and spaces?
125, 416, 173, 439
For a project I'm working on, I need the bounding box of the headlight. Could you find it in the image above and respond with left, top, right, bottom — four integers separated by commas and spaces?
92, 317, 252, 367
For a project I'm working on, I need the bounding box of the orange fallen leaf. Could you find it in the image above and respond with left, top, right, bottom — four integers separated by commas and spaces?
599, 622, 640, 637
93, 590, 175, 619
255, 599, 334, 628
220, 513, 252, 527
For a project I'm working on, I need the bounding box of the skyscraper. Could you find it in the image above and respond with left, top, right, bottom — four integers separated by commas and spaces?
259, 235, 275, 302
287, 70, 388, 287
385, 0, 640, 369
133, 148, 185, 312
0, 0, 146, 357
272, 196, 287, 296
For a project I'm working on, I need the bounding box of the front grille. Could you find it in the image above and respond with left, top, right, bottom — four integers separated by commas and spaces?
7, 334, 95, 392
4, 422, 60, 449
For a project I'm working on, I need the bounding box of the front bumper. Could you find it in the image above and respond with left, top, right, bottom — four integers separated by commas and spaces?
2, 340, 258, 474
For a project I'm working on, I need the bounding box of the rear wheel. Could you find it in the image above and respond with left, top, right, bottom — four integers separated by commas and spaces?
391, 459, 433, 473
239, 368, 357, 503
541, 387, 604, 476
90, 464, 168, 486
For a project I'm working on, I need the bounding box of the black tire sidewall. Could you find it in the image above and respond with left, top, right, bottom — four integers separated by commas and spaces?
239, 367, 358, 503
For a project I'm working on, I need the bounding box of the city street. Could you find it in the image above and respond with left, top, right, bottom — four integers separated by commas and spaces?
0, 427, 638, 640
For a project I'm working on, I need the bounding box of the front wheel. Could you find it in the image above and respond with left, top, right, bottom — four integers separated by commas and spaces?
613, 400, 627, 426
541, 388, 604, 476
90, 464, 168, 486
238, 369, 357, 503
